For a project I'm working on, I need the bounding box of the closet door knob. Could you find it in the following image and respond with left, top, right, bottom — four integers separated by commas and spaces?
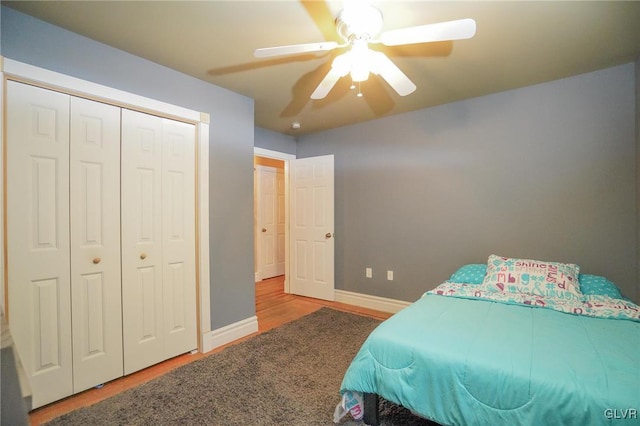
93, 257, 101, 264
140, 253, 147, 260
262, 228, 267, 232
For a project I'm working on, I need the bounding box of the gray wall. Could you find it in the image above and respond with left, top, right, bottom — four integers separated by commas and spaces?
1, 6, 256, 329
298, 64, 638, 303
255, 126, 297, 155
636, 57, 640, 295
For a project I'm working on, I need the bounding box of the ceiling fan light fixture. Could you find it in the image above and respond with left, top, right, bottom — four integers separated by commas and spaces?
331, 52, 352, 76
350, 63, 369, 82
349, 39, 371, 81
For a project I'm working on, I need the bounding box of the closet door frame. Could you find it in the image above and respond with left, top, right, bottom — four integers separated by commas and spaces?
1, 58, 212, 353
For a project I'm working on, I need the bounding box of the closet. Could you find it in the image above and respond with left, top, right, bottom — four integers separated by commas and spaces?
6, 81, 197, 408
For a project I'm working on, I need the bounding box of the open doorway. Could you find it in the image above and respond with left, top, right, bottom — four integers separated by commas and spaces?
253, 147, 295, 296
253, 148, 335, 302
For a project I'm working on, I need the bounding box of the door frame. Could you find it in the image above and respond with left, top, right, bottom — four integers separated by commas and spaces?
254, 147, 295, 293
1, 58, 212, 353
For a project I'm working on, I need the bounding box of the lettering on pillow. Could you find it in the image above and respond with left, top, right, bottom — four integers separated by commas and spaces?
482, 255, 582, 300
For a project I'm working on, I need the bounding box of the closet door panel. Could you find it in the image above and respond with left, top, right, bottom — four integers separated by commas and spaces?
121, 109, 165, 374
7, 81, 73, 408
70, 97, 123, 392
162, 119, 197, 358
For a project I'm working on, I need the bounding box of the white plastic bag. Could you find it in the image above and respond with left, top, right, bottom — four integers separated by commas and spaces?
333, 390, 364, 423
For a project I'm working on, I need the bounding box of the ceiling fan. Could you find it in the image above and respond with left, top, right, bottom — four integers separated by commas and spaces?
254, 2, 476, 99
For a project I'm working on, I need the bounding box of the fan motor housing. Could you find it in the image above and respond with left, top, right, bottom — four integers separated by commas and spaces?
336, 5, 383, 42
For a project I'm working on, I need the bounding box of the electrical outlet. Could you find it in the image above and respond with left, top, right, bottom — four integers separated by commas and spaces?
387, 270, 393, 281
366, 268, 372, 278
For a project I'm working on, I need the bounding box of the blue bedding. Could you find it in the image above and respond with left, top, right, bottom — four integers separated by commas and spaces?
340, 293, 640, 425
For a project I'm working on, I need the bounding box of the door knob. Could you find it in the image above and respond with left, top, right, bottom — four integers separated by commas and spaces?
325, 233, 333, 239
140, 253, 147, 260
262, 228, 267, 232
93, 257, 101, 264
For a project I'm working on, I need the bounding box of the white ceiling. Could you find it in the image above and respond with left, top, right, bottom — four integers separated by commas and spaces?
5, 1, 640, 136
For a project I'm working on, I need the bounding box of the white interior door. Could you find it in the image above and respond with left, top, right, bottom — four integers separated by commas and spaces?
121, 109, 197, 374
121, 109, 165, 374
289, 155, 335, 300
161, 118, 197, 359
257, 166, 279, 279
7, 81, 73, 408
69, 97, 123, 392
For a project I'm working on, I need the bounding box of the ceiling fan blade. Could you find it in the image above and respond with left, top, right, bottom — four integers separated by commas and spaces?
379, 18, 476, 46
254, 41, 339, 58
370, 51, 416, 96
310, 68, 343, 99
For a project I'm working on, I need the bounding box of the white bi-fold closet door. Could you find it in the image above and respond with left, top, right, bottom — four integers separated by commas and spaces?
6, 81, 197, 408
121, 108, 197, 375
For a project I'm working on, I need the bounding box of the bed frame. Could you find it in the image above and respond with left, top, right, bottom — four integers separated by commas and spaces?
363, 393, 379, 425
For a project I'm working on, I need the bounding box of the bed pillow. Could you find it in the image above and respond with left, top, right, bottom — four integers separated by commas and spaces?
449, 264, 487, 284
481, 254, 582, 300
578, 274, 622, 299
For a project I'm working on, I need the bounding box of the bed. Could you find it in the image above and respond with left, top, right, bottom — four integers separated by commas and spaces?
337, 255, 640, 425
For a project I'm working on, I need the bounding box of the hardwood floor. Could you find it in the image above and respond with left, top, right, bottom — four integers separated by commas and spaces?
28, 276, 391, 425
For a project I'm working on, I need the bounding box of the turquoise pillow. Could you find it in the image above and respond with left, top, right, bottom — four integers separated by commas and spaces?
578, 274, 622, 298
449, 264, 487, 284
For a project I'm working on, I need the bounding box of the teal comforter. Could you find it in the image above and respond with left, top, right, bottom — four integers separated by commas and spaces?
340, 291, 640, 425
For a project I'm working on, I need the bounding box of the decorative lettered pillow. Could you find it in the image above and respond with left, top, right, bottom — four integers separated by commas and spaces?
482, 254, 582, 300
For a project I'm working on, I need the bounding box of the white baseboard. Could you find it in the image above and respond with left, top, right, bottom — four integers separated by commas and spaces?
255, 272, 261, 283
202, 315, 259, 353
200, 291, 408, 353
334, 290, 411, 314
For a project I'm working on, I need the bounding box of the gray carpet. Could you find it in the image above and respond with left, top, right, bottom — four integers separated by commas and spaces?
45, 308, 437, 426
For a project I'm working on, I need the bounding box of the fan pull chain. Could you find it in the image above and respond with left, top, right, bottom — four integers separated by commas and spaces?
349, 80, 364, 98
